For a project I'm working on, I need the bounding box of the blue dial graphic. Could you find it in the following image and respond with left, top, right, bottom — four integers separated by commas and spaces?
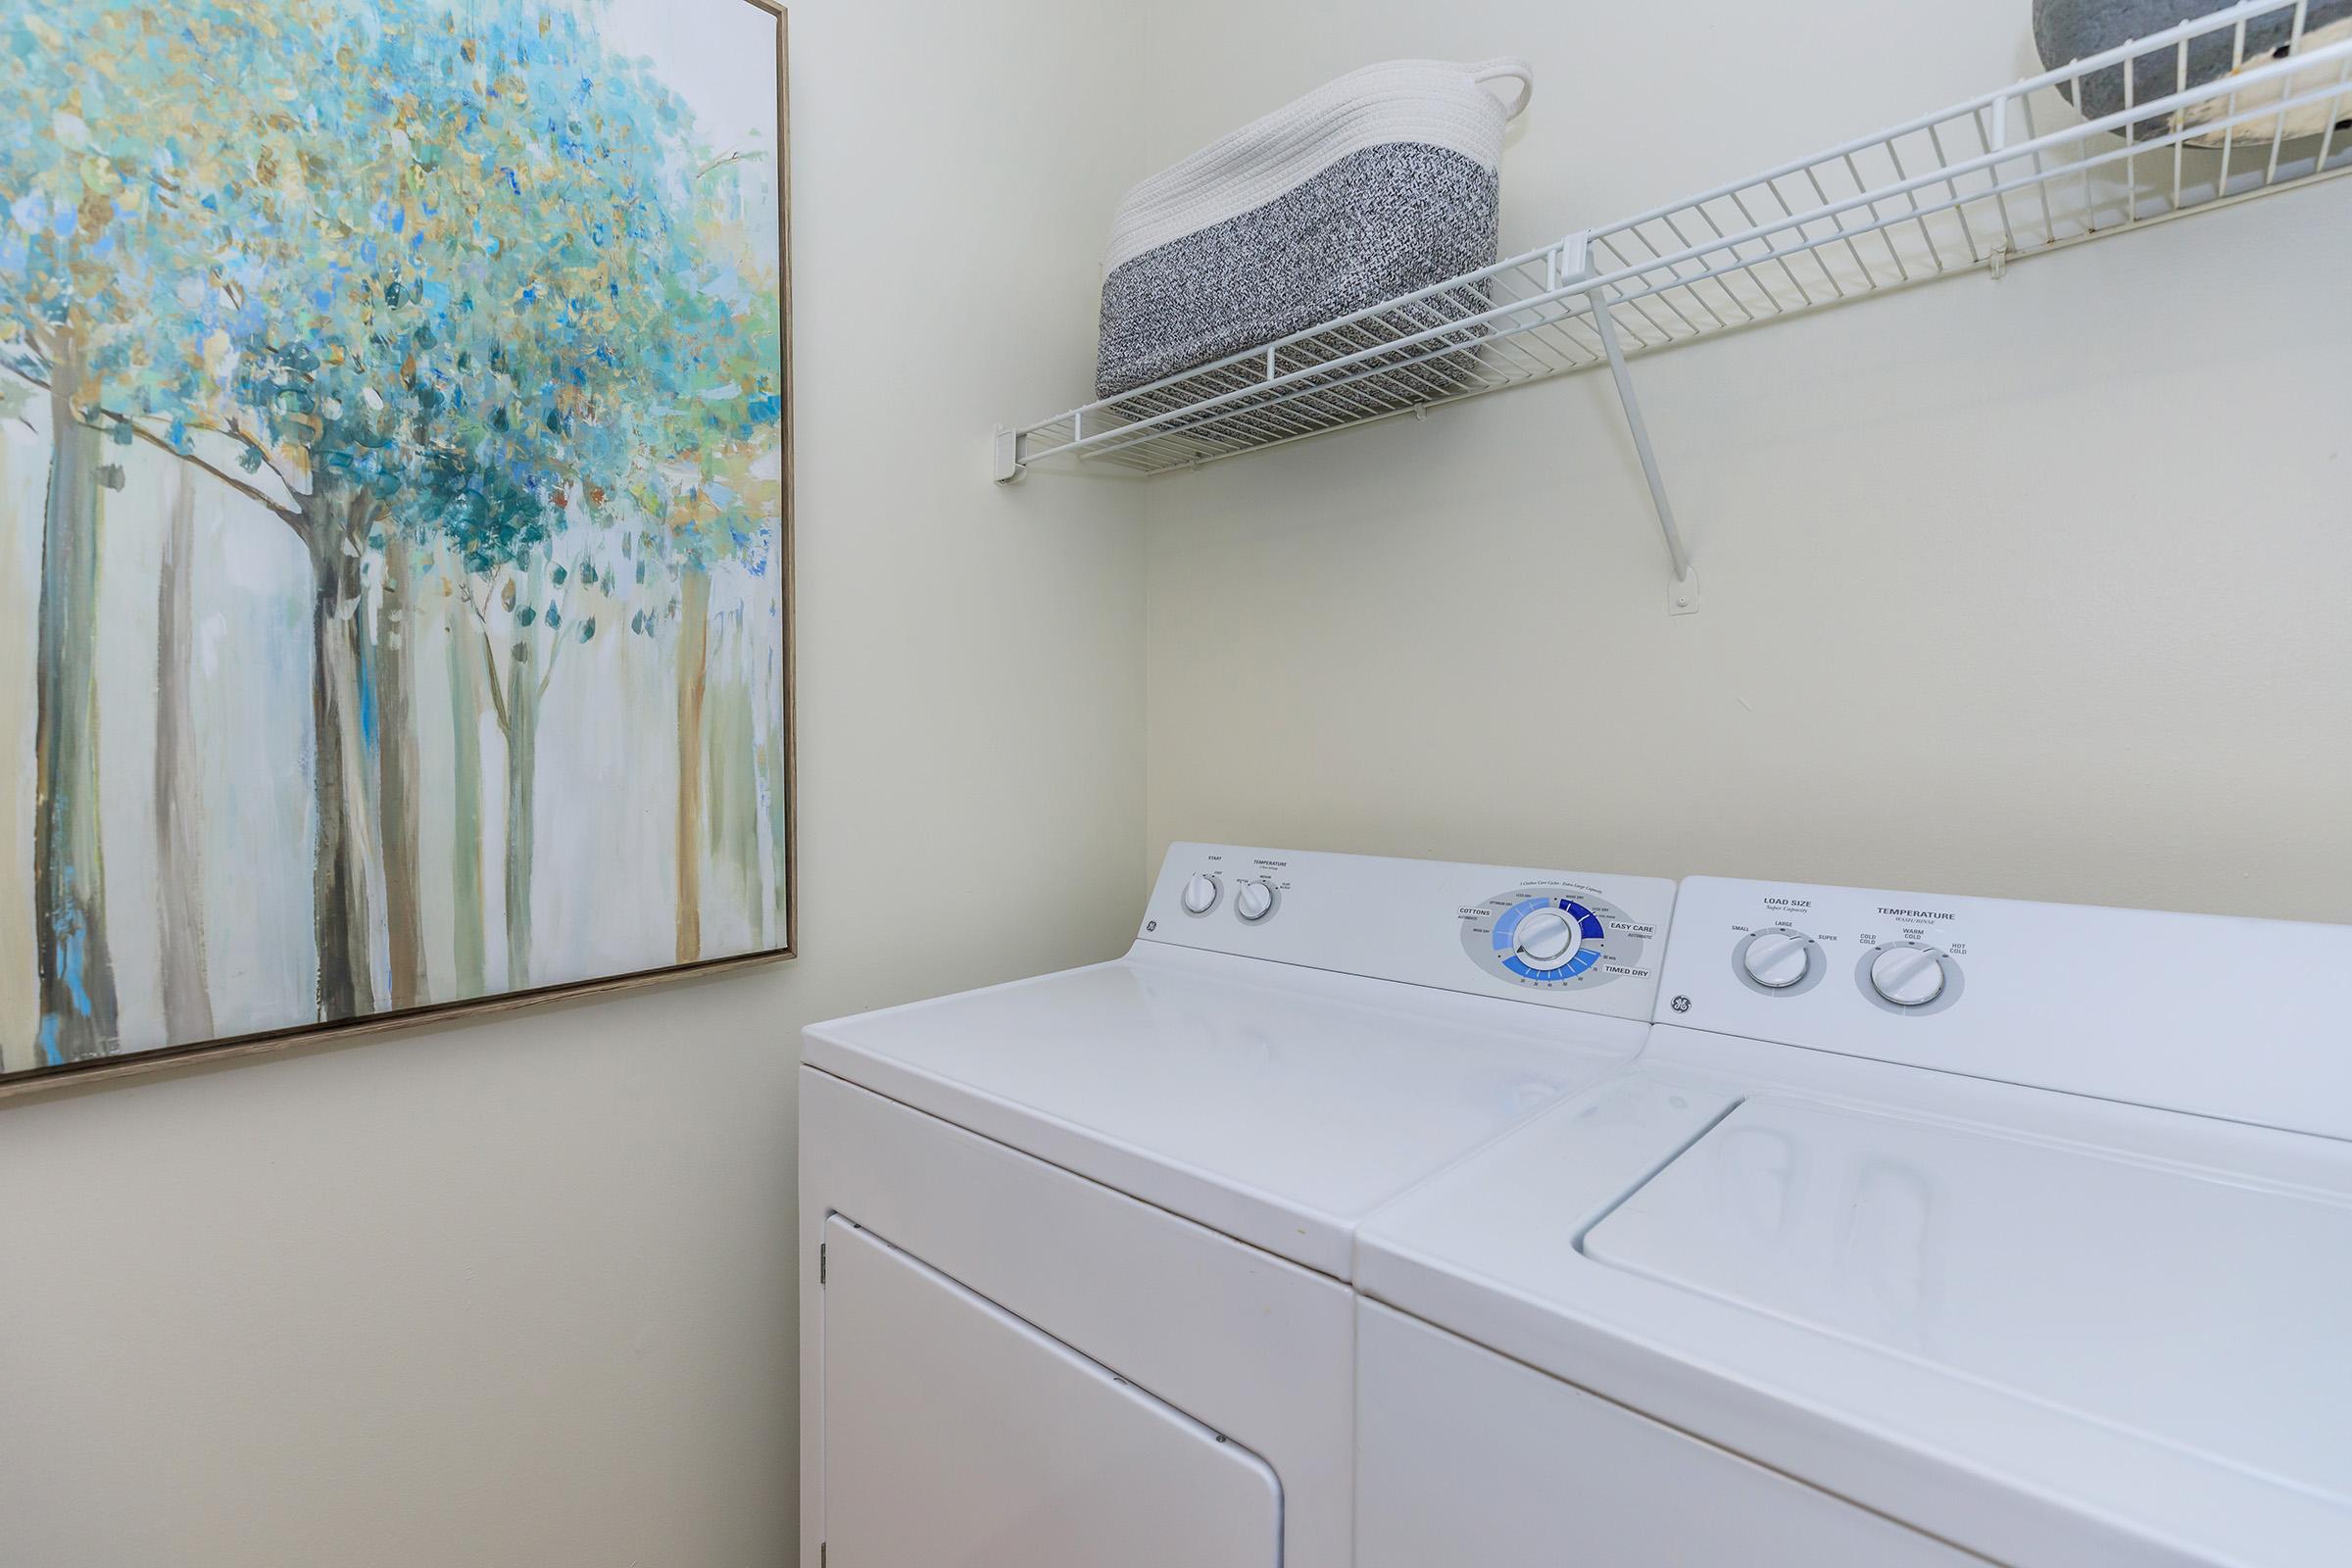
1462, 886, 1645, 992
1491, 896, 1607, 979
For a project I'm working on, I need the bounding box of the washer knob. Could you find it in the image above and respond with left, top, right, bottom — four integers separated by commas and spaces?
1742, 929, 1812, 989
1515, 908, 1581, 968
1870, 946, 1946, 1007
1181, 873, 1221, 914
1235, 879, 1276, 922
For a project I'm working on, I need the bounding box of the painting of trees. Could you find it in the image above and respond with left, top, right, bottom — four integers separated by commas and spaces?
0, 0, 790, 1082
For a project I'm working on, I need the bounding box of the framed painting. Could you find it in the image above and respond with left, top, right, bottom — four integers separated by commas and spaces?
0, 0, 793, 1092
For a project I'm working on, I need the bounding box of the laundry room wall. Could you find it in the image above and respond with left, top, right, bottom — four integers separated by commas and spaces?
1137, 0, 2352, 922
0, 4, 1146, 1566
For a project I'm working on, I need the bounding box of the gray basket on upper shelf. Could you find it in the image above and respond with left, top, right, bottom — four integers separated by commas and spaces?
2034, 0, 2352, 142
1094, 58, 1534, 404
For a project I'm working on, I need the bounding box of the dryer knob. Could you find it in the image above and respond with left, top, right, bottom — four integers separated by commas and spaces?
1235, 880, 1277, 922
1870, 946, 1947, 1007
1742, 929, 1812, 989
1514, 908, 1581, 968
1181, 873, 1221, 914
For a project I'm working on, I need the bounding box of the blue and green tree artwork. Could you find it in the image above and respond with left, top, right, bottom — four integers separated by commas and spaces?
0, 0, 789, 1076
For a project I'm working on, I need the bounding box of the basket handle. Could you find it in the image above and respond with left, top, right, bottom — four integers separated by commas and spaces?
1470, 58, 1535, 121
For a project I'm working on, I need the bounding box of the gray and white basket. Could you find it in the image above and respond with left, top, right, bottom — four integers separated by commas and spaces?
2034, 0, 2352, 142
1095, 58, 1535, 401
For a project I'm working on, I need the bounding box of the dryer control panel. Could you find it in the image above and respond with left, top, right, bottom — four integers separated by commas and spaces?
1457, 887, 1657, 995
1654, 876, 2352, 1142
1139, 844, 1676, 1021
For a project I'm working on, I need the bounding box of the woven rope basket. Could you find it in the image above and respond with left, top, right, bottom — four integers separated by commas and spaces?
1096, 58, 1534, 401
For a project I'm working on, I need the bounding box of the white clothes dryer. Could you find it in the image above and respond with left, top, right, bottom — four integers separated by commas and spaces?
799, 843, 1676, 1567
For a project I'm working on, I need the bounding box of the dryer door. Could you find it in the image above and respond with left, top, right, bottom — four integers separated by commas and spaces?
818, 1216, 1283, 1567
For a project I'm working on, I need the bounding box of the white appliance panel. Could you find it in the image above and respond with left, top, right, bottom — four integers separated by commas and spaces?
1140, 843, 1676, 1020
1356, 1300, 1981, 1568
820, 1217, 1281, 1568
1584, 1094, 2352, 1499
806, 947, 1643, 1277
801, 1069, 1353, 1568
1656, 877, 2352, 1140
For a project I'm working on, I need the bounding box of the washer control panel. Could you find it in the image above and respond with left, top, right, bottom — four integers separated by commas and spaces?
1459, 887, 1656, 994
1139, 844, 1677, 1021
1694, 885, 1971, 1019
1653, 876, 2352, 1142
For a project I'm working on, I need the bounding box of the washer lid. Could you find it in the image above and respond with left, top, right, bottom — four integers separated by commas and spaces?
1354, 1056, 2352, 1566
804, 944, 1645, 1279
1583, 1095, 2352, 1503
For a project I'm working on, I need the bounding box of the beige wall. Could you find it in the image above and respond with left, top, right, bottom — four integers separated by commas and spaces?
1140, 0, 2352, 921
0, 3, 1146, 1564
5, 4, 2347, 1566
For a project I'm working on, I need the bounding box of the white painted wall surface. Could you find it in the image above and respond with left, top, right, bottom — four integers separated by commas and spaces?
1140, 0, 2352, 921
0, 3, 1146, 1564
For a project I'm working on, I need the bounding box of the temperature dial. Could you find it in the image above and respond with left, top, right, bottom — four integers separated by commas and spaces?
1235, 880, 1277, 922
1870, 946, 1947, 1007
1742, 929, 1812, 990
1181, 873, 1221, 914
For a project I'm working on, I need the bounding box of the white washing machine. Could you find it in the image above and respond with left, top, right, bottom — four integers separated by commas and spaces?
1356, 876, 2352, 1567
799, 843, 1675, 1567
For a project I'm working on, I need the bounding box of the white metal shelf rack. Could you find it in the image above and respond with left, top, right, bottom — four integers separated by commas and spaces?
995, 2, 2352, 612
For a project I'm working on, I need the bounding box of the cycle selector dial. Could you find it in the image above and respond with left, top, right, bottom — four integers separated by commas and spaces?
1235, 879, 1277, 922
1481, 896, 1611, 982
1181, 873, 1221, 914
1513, 908, 1583, 968
1870, 946, 1947, 1007
1742, 929, 1813, 990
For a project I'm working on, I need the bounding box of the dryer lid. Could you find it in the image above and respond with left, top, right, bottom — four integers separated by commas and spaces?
804, 944, 1645, 1279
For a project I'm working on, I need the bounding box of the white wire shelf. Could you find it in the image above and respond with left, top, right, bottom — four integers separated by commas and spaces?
997, 2, 2352, 485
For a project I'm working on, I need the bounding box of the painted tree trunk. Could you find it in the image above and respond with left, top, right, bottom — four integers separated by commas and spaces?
306, 508, 376, 1022
503, 636, 542, 991
31, 364, 122, 1062
375, 532, 425, 1010
154, 468, 214, 1044
761, 638, 789, 946
446, 591, 489, 999
709, 628, 760, 920
674, 567, 710, 964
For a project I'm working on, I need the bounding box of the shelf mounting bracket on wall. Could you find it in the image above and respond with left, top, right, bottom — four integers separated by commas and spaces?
1560, 230, 1699, 616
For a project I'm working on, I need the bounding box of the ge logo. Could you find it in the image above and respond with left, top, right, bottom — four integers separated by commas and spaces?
1670, 996, 1691, 1013
1146, 920, 1158, 932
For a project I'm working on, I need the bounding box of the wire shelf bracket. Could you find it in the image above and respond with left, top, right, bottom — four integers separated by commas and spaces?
995, 1, 2352, 615
1561, 230, 1701, 614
